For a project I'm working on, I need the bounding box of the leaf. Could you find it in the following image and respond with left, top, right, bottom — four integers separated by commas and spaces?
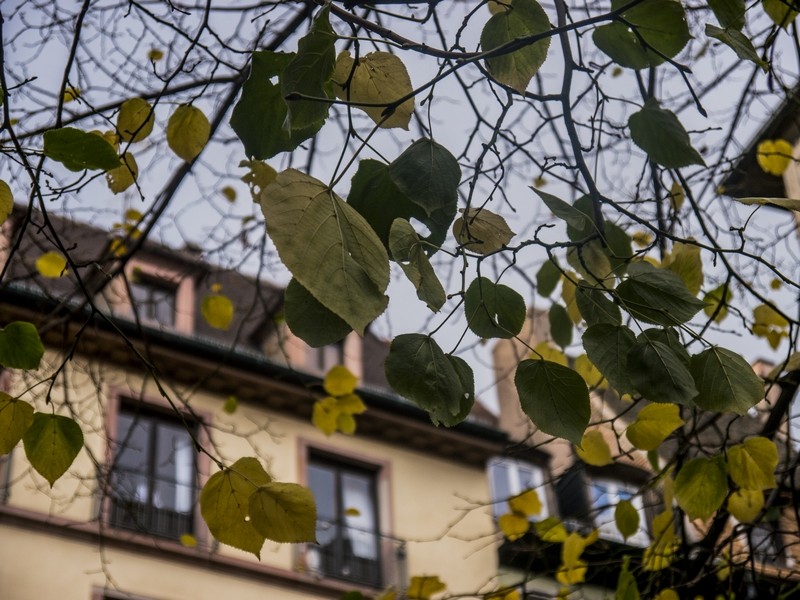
465, 277, 526, 339
148, 48, 164, 61
384, 334, 474, 426
689, 347, 764, 414
592, 0, 690, 69
756, 139, 794, 176
452, 208, 514, 254
167, 105, 210, 162
643, 510, 677, 571
575, 284, 622, 326
703, 284, 732, 322
561, 274, 582, 324
22, 413, 83, 486
625, 403, 684, 451
35, 251, 67, 278
62, 86, 80, 102
709, 0, 745, 29
106, 152, 139, 194
389, 218, 446, 312
223, 395, 238, 414
515, 359, 590, 444
706, 25, 768, 72
480, 0, 551, 92
231, 51, 323, 159
576, 429, 613, 466
332, 51, 414, 129
627, 337, 698, 406
313, 396, 341, 436
629, 99, 705, 168
536, 258, 561, 297
532, 341, 568, 366
615, 556, 640, 600
616, 262, 705, 326
200, 294, 234, 330
499, 512, 530, 541
752, 303, 789, 349
615, 500, 641, 541
261, 169, 389, 335
674, 455, 727, 521
0, 179, 13, 226
548, 303, 572, 348
582, 324, 636, 395
324, 365, 358, 396
762, 0, 798, 28
43, 127, 120, 171
727, 489, 764, 523
639, 327, 690, 366
249, 481, 317, 543
0, 321, 45, 369
221, 185, 237, 202
407, 575, 446, 600
282, 6, 336, 131
663, 242, 703, 296
199, 457, 271, 557
0, 393, 34, 454
509, 488, 542, 517
532, 188, 591, 231
727, 437, 778, 490
534, 516, 567, 542
284, 278, 352, 347
567, 240, 614, 286
734, 196, 800, 211
117, 98, 154, 143
180, 533, 198, 548
574, 354, 606, 390
669, 180, 685, 211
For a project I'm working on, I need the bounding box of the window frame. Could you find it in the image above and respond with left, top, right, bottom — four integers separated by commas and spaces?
129, 273, 178, 327
588, 477, 649, 547
488, 456, 550, 520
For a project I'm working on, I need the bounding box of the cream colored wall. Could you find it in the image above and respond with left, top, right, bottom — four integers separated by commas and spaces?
2, 348, 499, 597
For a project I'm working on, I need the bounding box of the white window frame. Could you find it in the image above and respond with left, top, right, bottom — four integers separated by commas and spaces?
488, 456, 549, 520
589, 478, 649, 547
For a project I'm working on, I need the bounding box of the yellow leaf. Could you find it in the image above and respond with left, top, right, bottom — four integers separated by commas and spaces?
240, 159, 277, 197
63, 86, 81, 103
210, 282, 222, 293
654, 590, 680, 600
336, 411, 357, 435
332, 51, 415, 130
124, 208, 143, 222
201, 294, 234, 330
488, 0, 510, 14
180, 533, 198, 548
167, 104, 210, 161
148, 48, 164, 61
323, 365, 357, 396
663, 241, 703, 296
486, 589, 520, 600
106, 152, 139, 194
452, 208, 515, 255
223, 395, 238, 415
345, 507, 361, 517
562, 531, 596, 566
312, 396, 340, 436
625, 403, 685, 451
220, 185, 237, 202
632, 231, 653, 247
669, 181, 685, 211
575, 429, 613, 466
337, 393, 366, 415
109, 238, 127, 257
534, 516, 567, 542
531, 341, 567, 366
756, 139, 793, 176
727, 437, 778, 491
0, 179, 13, 226
407, 575, 446, 600
615, 499, 640, 541
561, 274, 582, 324
35, 251, 67, 278
117, 97, 155, 143
533, 175, 546, 187
770, 277, 782, 290
727, 488, 764, 523
90, 129, 119, 150
498, 512, 530, 541
703, 284, 732, 323
574, 354, 606, 390
508, 488, 542, 517
376, 589, 397, 600
556, 560, 587, 585
643, 510, 677, 571
752, 304, 788, 349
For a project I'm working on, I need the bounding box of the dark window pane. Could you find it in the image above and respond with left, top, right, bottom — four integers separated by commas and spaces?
130, 277, 176, 326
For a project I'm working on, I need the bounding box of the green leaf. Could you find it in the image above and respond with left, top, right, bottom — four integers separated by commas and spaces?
639, 327, 690, 366
249, 482, 317, 543
727, 437, 778, 491
464, 277, 526, 339
582, 324, 636, 395
709, 0, 745, 30
0, 393, 34, 454
480, 0, 551, 93
689, 347, 765, 414
603, 220, 634, 275
706, 25, 768, 71
536, 258, 562, 297
615, 556, 640, 600
260, 169, 389, 334
615, 500, 641, 541
592, 0, 690, 69
548, 303, 573, 348
389, 218, 446, 312
200, 457, 271, 557
22, 413, 83, 486
230, 51, 323, 159
762, 0, 798, 28
616, 262, 706, 326
106, 152, 139, 194
117, 97, 155, 143
0, 321, 45, 369
576, 284, 622, 326
452, 208, 514, 255
0, 179, 14, 226
629, 99, 705, 168
442, 354, 477, 427
625, 403, 684, 451
167, 105, 210, 162
566, 196, 596, 242
284, 278, 352, 347
674, 455, 727, 521
627, 337, 698, 406
332, 50, 414, 130
43, 127, 120, 171
703, 284, 732, 322
282, 6, 336, 131
532, 188, 592, 231
567, 240, 613, 285
384, 334, 474, 426
515, 359, 590, 444
727, 489, 764, 523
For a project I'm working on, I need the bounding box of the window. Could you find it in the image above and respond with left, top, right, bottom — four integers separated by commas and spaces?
589, 478, 648, 547
109, 403, 196, 540
306, 454, 381, 587
0, 451, 10, 504
308, 340, 345, 374
130, 275, 177, 326
488, 457, 549, 519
